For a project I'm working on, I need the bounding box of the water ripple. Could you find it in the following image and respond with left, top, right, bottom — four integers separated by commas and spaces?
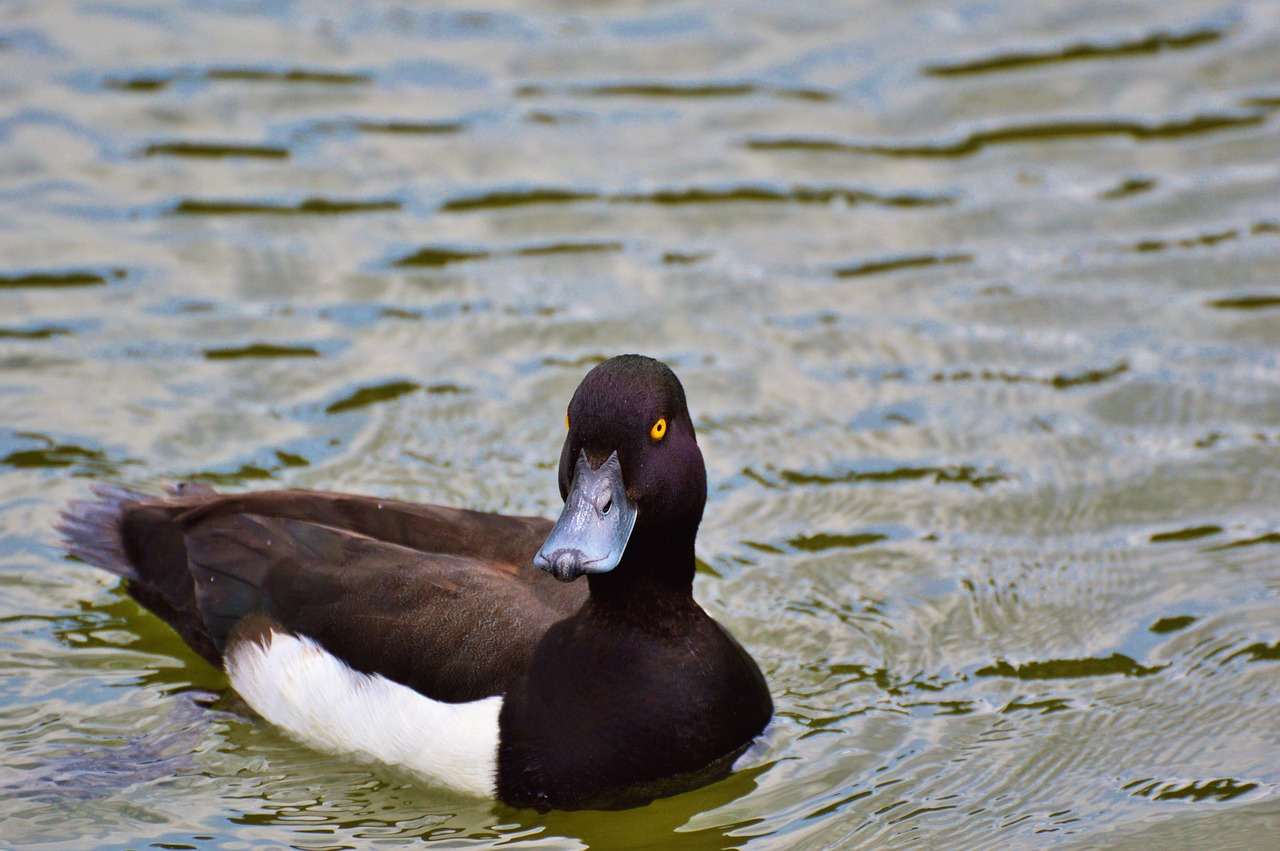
923, 26, 1226, 77
170, 197, 401, 216
746, 111, 1266, 157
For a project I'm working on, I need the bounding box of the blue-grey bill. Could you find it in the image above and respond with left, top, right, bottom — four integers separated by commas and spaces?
535, 450, 637, 582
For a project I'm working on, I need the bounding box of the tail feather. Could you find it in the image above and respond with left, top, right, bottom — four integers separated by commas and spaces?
57, 484, 152, 579
60, 481, 225, 666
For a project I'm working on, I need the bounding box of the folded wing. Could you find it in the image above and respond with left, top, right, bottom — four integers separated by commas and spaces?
61, 485, 585, 702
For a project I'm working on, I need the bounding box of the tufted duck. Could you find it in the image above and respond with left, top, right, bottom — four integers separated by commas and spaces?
59, 354, 773, 811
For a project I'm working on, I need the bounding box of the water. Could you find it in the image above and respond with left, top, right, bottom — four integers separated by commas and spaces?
2, 0, 1278, 847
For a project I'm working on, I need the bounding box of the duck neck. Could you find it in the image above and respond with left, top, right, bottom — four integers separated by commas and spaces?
586, 520, 698, 616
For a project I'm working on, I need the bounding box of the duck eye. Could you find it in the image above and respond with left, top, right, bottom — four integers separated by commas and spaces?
650, 417, 667, 441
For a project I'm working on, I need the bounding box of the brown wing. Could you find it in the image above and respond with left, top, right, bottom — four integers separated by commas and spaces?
62, 485, 586, 701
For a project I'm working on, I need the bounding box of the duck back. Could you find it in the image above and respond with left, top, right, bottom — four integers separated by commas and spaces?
60, 484, 585, 702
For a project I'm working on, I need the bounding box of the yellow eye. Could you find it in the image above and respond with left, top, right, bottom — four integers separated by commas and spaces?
650, 417, 667, 441
565, 413, 570, 430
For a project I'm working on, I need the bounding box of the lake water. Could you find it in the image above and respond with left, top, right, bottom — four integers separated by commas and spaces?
2, 0, 1278, 848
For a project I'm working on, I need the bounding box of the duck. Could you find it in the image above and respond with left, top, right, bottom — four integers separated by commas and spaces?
59, 354, 773, 811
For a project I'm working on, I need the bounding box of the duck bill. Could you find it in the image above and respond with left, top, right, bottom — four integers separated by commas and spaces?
534, 450, 637, 582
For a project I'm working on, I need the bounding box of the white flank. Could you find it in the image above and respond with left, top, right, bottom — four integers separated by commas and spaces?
226, 630, 500, 798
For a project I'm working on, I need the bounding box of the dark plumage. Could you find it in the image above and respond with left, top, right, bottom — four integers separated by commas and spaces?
59, 354, 773, 810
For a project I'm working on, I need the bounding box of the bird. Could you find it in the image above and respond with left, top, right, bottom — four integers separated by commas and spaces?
58, 354, 773, 811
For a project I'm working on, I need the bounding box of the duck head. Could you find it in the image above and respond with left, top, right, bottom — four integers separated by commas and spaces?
535, 355, 707, 584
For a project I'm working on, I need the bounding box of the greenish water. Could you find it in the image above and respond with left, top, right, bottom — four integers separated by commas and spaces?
2, 0, 1279, 847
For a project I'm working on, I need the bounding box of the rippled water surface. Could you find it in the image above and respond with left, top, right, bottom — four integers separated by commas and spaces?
3, 1, 1279, 848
